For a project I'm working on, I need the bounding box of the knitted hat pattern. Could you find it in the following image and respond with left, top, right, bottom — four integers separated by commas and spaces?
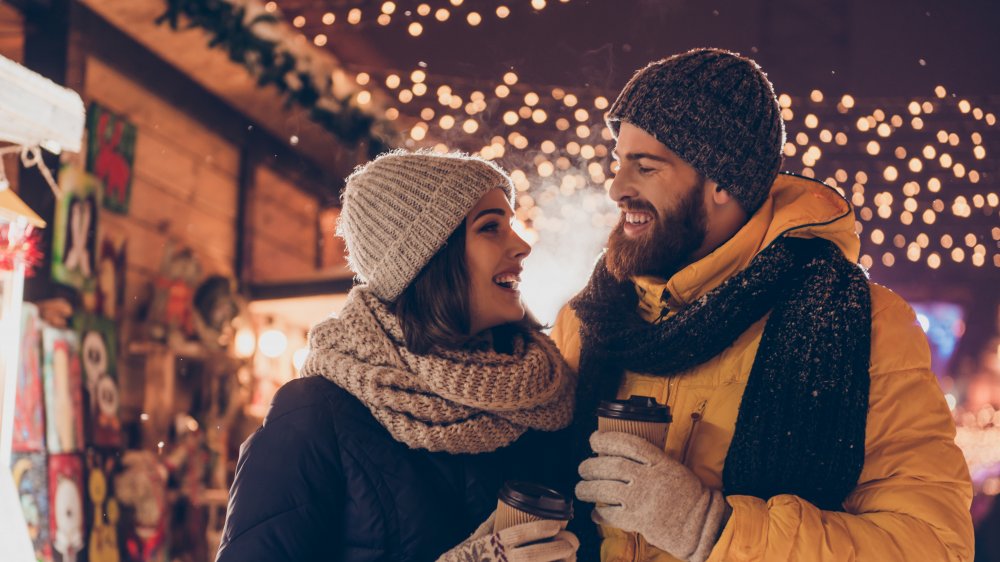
337, 149, 515, 302
606, 47, 786, 214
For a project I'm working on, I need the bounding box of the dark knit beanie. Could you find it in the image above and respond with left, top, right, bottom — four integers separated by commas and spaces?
606, 48, 785, 215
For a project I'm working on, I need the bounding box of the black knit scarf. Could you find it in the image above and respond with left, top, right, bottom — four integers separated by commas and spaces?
567, 237, 871, 556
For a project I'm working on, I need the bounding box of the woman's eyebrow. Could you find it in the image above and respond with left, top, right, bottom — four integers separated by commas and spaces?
473, 208, 506, 221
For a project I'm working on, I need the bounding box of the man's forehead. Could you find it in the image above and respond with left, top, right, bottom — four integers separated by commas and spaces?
613, 128, 676, 161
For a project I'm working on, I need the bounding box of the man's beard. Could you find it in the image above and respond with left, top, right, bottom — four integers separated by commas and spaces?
605, 181, 708, 282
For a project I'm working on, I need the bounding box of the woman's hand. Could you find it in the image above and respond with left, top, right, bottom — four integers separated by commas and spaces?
437, 512, 579, 562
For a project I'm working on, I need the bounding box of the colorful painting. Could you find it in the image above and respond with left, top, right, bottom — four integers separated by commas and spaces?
42, 326, 85, 454
147, 242, 200, 342
96, 236, 127, 320
12, 451, 52, 562
115, 451, 169, 562
74, 313, 121, 448
14, 302, 46, 452
49, 454, 85, 562
84, 448, 122, 562
86, 103, 136, 215
52, 166, 101, 292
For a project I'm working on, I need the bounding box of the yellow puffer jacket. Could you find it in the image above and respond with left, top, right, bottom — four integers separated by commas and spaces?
552, 174, 974, 562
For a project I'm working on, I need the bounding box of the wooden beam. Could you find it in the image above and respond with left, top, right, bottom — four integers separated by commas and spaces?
247, 277, 354, 301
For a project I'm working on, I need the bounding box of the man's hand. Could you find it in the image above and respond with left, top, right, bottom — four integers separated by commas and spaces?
576, 431, 729, 562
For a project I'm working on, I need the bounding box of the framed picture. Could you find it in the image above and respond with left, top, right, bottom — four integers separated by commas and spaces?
85, 448, 123, 562
48, 453, 85, 562
96, 235, 127, 320
42, 326, 85, 454
51, 166, 101, 292
11, 451, 52, 562
116, 451, 169, 562
13, 302, 46, 452
86, 102, 136, 215
74, 313, 121, 448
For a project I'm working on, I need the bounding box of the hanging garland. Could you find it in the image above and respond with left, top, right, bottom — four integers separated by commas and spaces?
157, 0, 390, 157
0, 223, 42, 276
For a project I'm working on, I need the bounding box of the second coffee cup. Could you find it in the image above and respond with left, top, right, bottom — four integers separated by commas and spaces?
494, 480, 573, 532
596, 395, 672, 449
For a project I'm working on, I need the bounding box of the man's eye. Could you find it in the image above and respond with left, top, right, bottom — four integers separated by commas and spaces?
638, 166, 654, 174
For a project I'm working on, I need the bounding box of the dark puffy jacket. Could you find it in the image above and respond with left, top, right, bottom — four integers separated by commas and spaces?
216, 375, 570, 562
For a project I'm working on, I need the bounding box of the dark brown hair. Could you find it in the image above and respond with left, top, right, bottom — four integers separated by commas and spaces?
392, 222, 541, 354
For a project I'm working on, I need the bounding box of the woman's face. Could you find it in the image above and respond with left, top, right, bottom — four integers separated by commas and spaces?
465, 188, 532, 335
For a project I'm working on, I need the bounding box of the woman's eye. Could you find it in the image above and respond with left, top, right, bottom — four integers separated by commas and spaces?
479, 222, 499, 233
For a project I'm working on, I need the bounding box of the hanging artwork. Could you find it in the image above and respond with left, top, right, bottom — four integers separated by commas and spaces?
49, 453, 85, 562
52, 166, 101, 292
74, 313, 121, 448
84, 448, 122, 562
11, 451, 52, 562
192, 275, 242, 350
13, 302, 46, 452
85, 103, 136, 215
146, 242, 201, 342
115, 451, 169, 562
96, 236, 127, 320
42, 326, 85, 454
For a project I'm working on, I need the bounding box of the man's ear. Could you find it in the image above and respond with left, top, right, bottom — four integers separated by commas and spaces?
709, 180, 733, 206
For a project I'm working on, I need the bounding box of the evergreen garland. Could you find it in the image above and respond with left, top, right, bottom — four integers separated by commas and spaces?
157, 0, 390, 157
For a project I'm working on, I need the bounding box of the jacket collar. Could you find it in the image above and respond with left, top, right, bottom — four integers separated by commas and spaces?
632, 173, 860, 320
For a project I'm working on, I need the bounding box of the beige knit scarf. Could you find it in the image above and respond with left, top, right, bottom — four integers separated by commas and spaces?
300, 287, 576, 454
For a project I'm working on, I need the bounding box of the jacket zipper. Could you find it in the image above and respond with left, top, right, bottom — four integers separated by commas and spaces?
680, 400, 708, 466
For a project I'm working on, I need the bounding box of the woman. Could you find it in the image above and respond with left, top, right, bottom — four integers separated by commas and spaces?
216, 150, 579, 562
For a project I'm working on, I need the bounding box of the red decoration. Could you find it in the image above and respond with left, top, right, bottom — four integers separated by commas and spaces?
0, 223, 43, 276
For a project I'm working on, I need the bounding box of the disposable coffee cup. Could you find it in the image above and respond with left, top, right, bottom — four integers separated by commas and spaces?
596, 395, 672, 449
494, 481, 573, 532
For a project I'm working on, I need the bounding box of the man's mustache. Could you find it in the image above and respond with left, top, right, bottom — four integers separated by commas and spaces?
618, 199, 658, 218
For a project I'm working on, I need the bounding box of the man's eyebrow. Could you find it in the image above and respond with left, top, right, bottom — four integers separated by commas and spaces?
611, 150, 670, 163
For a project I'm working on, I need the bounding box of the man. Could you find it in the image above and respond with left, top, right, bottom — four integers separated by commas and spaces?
552, 48, 974, 562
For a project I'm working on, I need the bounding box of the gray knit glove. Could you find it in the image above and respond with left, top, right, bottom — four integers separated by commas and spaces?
437, 512, 579, 562
576, 431, 729, 562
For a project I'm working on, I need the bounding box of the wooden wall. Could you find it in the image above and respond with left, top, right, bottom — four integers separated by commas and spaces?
83, 56, 242, 319
0, 5, 24, 194
249, 165, 319, 283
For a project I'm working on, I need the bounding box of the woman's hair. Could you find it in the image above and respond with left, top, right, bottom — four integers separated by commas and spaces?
392, 222, 541, 354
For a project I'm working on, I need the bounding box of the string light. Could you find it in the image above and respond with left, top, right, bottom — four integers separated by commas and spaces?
335, 62, 995, 272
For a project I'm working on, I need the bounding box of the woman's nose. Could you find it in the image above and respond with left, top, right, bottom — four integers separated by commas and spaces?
509, 229, 531, 260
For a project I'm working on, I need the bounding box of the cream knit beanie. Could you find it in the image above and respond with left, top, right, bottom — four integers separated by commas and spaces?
337, 149, 515, 302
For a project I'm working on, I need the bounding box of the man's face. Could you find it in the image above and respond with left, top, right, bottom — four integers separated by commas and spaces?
605, 122, 708, 281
